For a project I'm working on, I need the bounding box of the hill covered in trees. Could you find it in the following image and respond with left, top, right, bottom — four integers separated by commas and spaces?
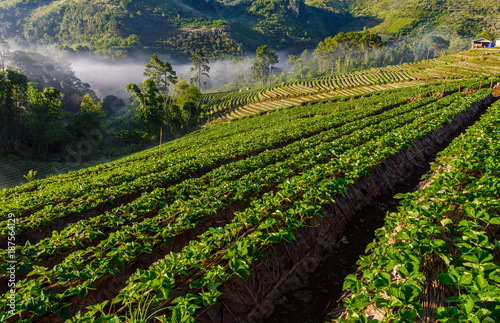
0, 0, 343, 59
0, 0, 498, 59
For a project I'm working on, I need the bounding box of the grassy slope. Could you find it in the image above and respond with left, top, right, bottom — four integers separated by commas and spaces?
346, 0, 500, 36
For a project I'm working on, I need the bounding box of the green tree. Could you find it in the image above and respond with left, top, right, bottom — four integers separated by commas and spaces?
174, 80, 202, 130
9, 50, 95, 113
26, 85, 67, 156
114, 129, 145, 148
143, 54, 177, 97
286, 55, 298, 70
190, 49, 210, 90
0, 69, 28, 155
251, 45, 279, 86
427, 36, 450, 58
102, 95, 124, 115
67, 94, 106, 137
314, 31, 382, 75
126, 79, 164, 134
286, 49, 309, 79
128, 55, 179, 155
476, 30, 494, 41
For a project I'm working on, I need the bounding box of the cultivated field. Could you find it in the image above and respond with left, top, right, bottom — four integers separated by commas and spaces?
1, 52, 500, 323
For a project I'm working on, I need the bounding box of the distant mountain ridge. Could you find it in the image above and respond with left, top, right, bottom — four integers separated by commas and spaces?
0, 0, 498, 59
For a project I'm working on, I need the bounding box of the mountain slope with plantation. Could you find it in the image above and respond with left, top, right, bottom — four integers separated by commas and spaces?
202, 48, 500, 121
1, 51, 500, 323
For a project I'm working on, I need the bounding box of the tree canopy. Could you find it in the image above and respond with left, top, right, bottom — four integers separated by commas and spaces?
190, 50, 210, 90
251, 45, 279, 86
144, 54, 177, 96
476, 30, 494, 41
314, 31, 383, 74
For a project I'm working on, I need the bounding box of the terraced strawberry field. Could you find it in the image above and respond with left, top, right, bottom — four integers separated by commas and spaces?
1, 74, 499, 323
201, 50, 500, 122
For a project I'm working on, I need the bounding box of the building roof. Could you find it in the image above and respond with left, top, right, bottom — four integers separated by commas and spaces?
473, 38, 494, 43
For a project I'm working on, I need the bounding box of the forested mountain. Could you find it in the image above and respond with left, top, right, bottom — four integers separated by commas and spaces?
0, 0, 345, 59
1, 0, 497, 60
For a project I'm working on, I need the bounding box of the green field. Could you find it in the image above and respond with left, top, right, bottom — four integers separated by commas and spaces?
1, 50, 500, 322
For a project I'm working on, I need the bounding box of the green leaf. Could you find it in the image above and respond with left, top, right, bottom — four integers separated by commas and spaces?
399, 308, 418, 322
463, 204, 477, 219
445, 296, 459, 303
440, 218, 453, 226
458, 273, 473, 286
373, 271, 391, 290
488, 217, 500, 225
465, 297, 475, 316
436, 306, 459, 320
57, 307, 71, 320
171, 307, 182, 323
475, 275, 488, 289
181, 316, 196, 323
235, 267, 249, 280
438, 273, 456, 285
207, 281, 221, 291
79, 287, 88, 298
401, 283, 422, 303
151, 278, 163, 290
376, 298, 390, 308
187, 304, 198, 315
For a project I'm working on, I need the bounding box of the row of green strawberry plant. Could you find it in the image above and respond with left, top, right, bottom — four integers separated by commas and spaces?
1, 91, 436, 316
0, 89, 365, 219
337, 95, 500, 323
0, 93, 440, 279
0, 78, 484, 238
0, 85, 425, 235
65, 89, 494, 323
1, 77, 485, 211
2, 91, 463, 321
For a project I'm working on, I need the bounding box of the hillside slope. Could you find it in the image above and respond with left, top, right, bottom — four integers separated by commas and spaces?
1, 50, 499, 322
345, 0, 500, 38
202, 48, 500, 120
0, 0, 345, 58
1, 0, 498, 59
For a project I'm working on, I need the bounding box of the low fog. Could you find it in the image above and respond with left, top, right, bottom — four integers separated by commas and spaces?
70, 51, 293, 101
70, 58, 147, 100
5, 34, 468, 103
